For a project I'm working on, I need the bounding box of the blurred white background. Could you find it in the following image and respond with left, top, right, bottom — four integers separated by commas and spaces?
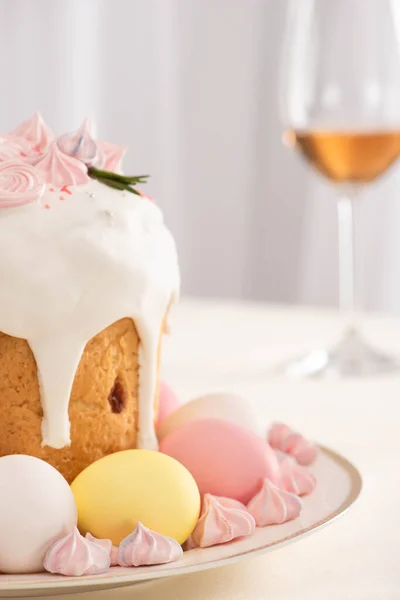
1, 0, 400, 311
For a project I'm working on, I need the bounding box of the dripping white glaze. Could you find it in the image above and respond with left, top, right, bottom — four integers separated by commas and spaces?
0, 181, 179, 449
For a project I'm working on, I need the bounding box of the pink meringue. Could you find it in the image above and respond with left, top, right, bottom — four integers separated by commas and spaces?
247, 479, 303, 526
57, 120, 99, 166
97, 140, 126, 172
279, 457, 316, 496
44, 527, 110, 577
85, 533, 118, 566
118, 522, 183, 567
0, 135, 35, 160
0, 141, 26, 162
11, 112, 53, 151
0, 160, 45, 208
33, 142, 89, 186
268, 423, 318, 466
268, 423, 292, 448
282, 432, 318, 466
190, 494, 255, 549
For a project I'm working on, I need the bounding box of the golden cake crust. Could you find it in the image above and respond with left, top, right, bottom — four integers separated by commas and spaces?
0, 318, 157, 483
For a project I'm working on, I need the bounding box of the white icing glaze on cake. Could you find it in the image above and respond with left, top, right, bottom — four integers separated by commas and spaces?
0, 179, 179, 450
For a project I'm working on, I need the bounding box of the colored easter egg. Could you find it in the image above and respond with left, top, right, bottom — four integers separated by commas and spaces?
0, 455, 77, 573
71, 449, 200, 545
160, 418, 280, 504
156, 381, 180, 427
157, 392, 258, 440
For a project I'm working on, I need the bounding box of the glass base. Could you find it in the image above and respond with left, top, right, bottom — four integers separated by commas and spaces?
283, 327, 400, 378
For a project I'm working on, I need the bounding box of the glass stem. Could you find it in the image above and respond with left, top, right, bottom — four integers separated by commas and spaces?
337, 190, 358, 334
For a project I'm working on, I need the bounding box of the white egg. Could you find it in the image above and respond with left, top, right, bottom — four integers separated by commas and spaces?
0, 455, 77, 573
157, 393, 259, 441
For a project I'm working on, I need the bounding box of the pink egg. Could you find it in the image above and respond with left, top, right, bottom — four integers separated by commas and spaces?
156, 381, 180, 427
159, 418, 280, 504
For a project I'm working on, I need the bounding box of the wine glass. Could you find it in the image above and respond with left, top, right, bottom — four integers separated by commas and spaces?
280, 0, 400, 377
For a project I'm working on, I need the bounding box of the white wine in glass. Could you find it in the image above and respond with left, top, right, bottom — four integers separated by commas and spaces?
284, 130, 400, 183
280, 0, 400, 377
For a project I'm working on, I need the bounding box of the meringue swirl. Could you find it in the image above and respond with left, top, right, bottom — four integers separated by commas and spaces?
118, 522, 183, 567
268, 422, 318, 466
247, 479, 303, 526
0, 160, 45, 208
33, 142, 89, 186
190, 494, 255, 548
43, 527, 110, 576
279, 457, 316, 496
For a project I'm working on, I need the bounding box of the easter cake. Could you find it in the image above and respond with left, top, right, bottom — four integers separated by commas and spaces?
0, 113, 319, 578
0, 113, 179, 482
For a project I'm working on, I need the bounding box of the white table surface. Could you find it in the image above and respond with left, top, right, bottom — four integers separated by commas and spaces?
50, 298, 400, 600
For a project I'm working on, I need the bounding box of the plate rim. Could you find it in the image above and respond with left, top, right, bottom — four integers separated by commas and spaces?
0, 445, 362, 594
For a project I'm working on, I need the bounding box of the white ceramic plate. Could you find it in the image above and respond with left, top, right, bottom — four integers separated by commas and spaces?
0, 446, 362, 598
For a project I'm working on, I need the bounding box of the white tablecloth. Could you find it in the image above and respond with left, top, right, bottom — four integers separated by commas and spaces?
55, 299, 400, 600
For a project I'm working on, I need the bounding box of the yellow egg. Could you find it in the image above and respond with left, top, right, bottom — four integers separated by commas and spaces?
71, 449, 200, 545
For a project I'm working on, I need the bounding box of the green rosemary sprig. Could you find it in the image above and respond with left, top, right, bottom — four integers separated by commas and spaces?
88, 166, 150, 195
